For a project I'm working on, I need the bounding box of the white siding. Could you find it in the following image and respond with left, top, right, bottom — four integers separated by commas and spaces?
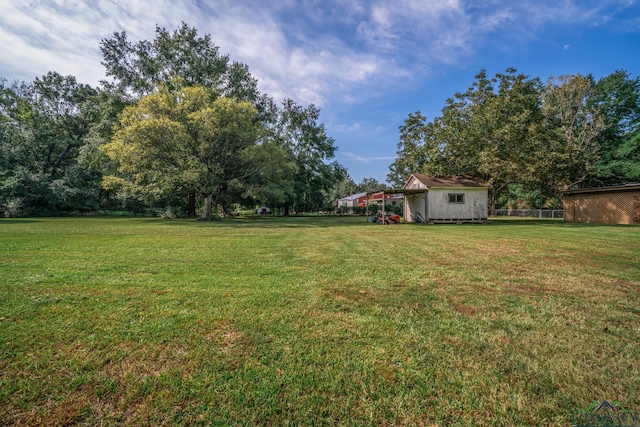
404, 176, 426, 190
427, 188, 488, 220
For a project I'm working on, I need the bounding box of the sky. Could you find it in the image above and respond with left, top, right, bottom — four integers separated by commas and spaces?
1, 0, 640, 184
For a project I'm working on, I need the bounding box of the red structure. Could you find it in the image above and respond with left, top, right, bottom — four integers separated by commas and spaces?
356, 193, 401, 207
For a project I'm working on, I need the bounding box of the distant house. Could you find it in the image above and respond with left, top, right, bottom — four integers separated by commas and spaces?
337, 192, 367, 211
338, 192, 402, 209
402, 174, 489, 223
562, 183, 640, 224
365, 192, 403, 207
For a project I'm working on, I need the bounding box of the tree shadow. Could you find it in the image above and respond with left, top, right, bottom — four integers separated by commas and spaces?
0, 219, 43, 224
142, 216, 374, 228
486, 218, 638, 228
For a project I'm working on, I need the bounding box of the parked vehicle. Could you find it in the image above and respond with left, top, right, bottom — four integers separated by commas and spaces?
373, 212, 401, 224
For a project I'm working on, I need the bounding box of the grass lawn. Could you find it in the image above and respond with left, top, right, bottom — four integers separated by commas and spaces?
1, 216, 639, 426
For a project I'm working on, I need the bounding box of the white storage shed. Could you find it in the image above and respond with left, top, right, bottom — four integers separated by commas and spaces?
402, 174, 489, 223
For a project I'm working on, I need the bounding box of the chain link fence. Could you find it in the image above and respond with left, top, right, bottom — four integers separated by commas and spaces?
492, 209, 564, 219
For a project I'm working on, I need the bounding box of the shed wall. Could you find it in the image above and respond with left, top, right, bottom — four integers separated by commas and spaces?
427, 188, 488, 221
563, 190, 640, 224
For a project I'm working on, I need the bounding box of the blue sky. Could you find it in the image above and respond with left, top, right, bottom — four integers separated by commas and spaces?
1, 1, 639, 184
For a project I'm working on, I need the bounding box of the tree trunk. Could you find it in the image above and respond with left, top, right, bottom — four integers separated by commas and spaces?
186, 191, 196, 217
490, 193, 496, 216
203, 194, 213, 219
284, 202, 290, 216
50, 144, 72, 177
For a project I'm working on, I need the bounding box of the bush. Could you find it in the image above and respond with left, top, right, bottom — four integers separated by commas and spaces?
3, 199, 24, 218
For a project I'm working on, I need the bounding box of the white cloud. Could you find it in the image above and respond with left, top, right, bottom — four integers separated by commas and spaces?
342, 152, 396, 162
334, 122, 362, 133
0, 0, 637, 107
0, 0, 203, 83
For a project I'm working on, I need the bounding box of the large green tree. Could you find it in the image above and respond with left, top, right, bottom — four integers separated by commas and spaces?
590, 70, 640, 184
272, 99, 343, 214
100, 23, 263, 105
101, 85, 262, 218
389, 69, 545, 208
0, 73, 105, 215
540, 74, 605, 191
101, 24, 344, 215
389, 68, 640, 209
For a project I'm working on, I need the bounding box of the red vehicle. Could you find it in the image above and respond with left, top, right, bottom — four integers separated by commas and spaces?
374, 212, 401, 224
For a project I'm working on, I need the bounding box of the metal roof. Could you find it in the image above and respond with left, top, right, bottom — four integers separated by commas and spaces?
562, 183, 640, 195
363, 175, 489, 197
337, 192, 367, 202
406, 174, 489, 189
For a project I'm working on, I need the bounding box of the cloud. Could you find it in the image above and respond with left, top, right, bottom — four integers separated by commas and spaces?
209, 4, 406, 106
333, 122, 362, 133
0, 0, 637, 107
342, 152, 396, 162
0, 0, 202, 83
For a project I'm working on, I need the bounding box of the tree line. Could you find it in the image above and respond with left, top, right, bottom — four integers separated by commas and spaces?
0, 24, 349, 218
5, 25, 637, 218
388, 68, 640, 209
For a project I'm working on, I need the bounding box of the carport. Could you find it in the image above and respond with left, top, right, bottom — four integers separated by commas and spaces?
365, 188, 425, 222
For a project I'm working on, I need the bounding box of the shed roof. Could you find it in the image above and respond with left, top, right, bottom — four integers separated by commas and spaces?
403, 174, 489, 189
562, 183, 640, 195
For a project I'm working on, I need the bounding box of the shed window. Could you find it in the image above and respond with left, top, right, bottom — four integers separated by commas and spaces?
448, 193, 465, 204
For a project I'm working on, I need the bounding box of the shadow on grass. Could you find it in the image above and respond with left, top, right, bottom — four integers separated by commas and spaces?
143, 215, 374, 228
487, 218, 640, 228
139, 216, 640, 229
0, 219, 43, 224
4, 216, 635, 229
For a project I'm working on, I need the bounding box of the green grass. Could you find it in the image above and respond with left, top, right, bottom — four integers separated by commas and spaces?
1, 216, 639, 426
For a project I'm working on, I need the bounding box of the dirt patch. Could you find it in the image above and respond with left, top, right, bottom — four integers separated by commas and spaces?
3, 393, 93, 427
102, 344, 189, 380
477, 242, 521, 256
449, 297, 475, 317
508, 284, 559, 295
324, 288, 377, 302
455, 304, 475, 317
496, 332, 510, 346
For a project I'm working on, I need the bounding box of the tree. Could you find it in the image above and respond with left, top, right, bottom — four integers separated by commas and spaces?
472, 70, 545, 209
100, 23, 261, 105
0, 73, 103, 215
590, 70, 640, 184
541, 74, 605, 190
239, 141, 298, 211
272, 99, 342, 214
101, 85, 261, 219
325, 175, 358, 203
389, 69, 546, 209
387, 111, 430, 187
100, 23, 346, 215
355, 177, 387, 192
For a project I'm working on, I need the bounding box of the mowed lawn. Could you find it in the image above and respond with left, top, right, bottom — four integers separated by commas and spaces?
1, 217, 639, 426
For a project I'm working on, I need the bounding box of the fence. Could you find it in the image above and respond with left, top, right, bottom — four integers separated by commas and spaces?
492, 209, 564, 219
